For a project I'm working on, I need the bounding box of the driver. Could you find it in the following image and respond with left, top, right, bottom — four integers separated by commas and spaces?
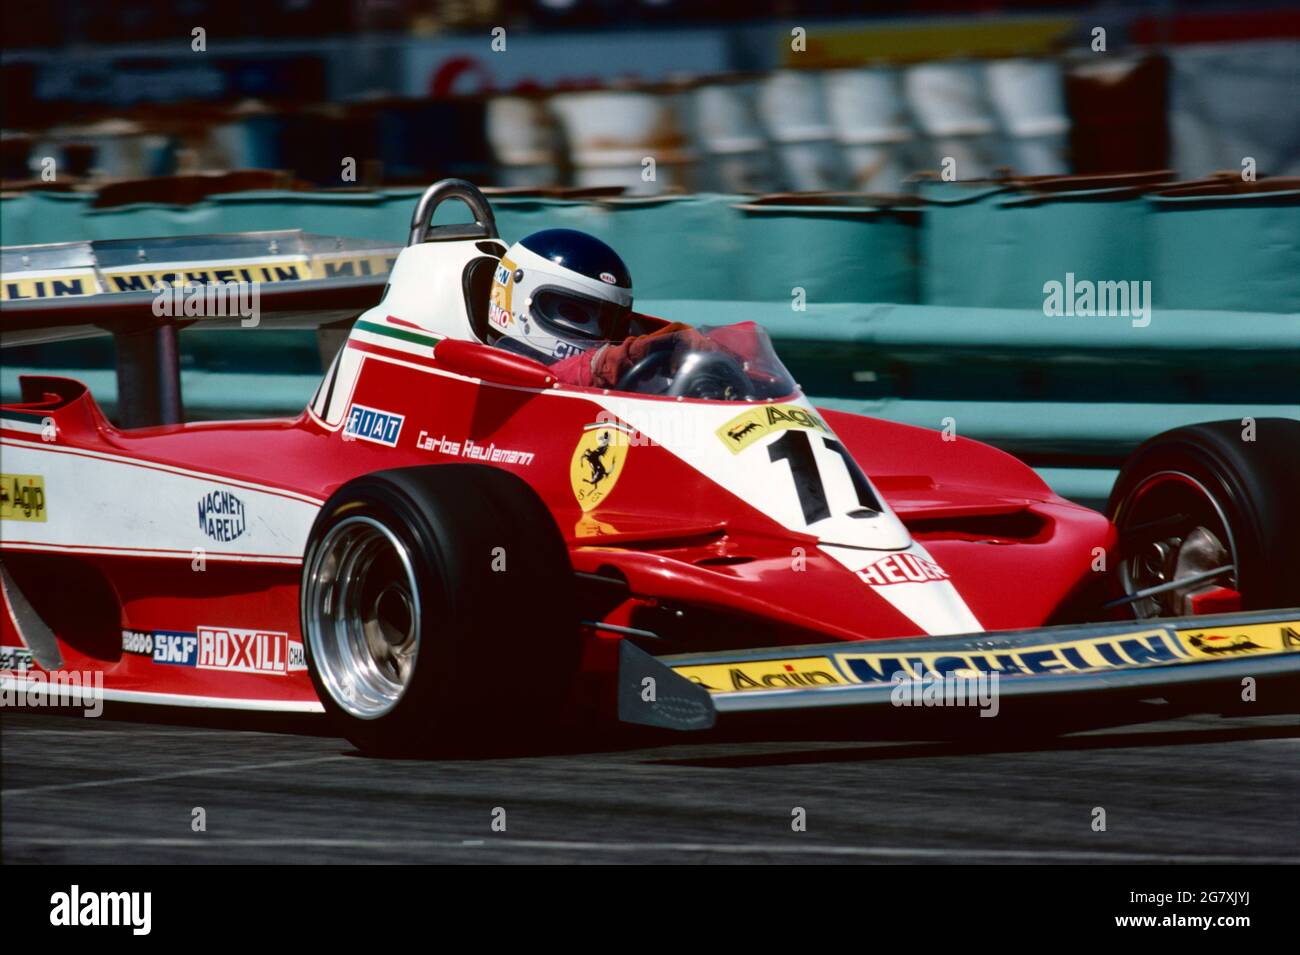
486, 228, 712, 389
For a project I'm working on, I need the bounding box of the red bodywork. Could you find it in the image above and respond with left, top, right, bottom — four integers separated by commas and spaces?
0, 326, 1116, 712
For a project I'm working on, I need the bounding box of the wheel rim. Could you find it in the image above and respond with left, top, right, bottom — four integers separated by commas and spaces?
1114, 470, 1239, 619
303, 515, 423, 719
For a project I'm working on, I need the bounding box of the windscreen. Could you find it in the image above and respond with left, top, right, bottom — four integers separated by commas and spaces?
606, 322, 797, 401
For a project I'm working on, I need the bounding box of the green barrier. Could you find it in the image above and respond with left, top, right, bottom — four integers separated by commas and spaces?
4, 183, 1298, 314
733, 201, 918, 304
917, 179, 1154, 309
644, 300, 1300, 408
492, 194, 747, 300
1147, 188, 1300, 314
811, 397, 1299, 458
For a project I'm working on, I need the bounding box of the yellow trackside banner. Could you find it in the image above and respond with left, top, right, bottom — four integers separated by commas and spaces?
784, 17, 1078, 68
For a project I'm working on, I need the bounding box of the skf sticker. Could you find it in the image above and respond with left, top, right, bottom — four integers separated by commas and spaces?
569, 421, 631, 512
0, 474, 47, 522
152, 631, 199, 667
1174, 621, 1300, 659
717, 404, 831, 453
344, 404, 405, 447
673, 656, 848, 694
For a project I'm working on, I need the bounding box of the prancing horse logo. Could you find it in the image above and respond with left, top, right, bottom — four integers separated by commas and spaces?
569, 423, 629, 512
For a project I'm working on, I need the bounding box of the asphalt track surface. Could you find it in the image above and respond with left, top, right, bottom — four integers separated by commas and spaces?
3, 705, 1298, 865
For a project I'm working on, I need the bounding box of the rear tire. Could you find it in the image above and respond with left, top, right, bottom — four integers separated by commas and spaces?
301, 465, 580, 756
1107, 418, 1300, 614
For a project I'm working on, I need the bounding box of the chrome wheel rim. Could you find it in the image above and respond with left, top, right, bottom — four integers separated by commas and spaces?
1114, 470, 1238, 619
303, 515, 422, 719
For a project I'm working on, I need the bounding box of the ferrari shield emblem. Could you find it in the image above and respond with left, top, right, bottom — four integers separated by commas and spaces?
569, 422, 630, 512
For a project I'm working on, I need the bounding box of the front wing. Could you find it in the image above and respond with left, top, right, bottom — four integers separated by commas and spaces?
619, 609, 1300, 732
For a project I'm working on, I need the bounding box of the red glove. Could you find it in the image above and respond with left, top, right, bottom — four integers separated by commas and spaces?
552, 324, 717, 390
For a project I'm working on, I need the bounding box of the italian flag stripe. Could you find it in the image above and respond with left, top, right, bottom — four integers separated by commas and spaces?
353, 319, 441, 348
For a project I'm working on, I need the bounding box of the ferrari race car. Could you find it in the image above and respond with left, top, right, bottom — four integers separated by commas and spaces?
2, 180, 1297, 753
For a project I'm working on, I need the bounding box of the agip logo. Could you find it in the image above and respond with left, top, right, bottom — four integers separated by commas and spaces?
569, 421, 631, 512
0, 473, 47, 522
716, 404, 831, 453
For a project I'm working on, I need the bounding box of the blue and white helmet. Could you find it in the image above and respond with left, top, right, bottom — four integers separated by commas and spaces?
488, 229, 633, 363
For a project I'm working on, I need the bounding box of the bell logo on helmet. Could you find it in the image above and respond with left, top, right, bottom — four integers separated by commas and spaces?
599, 272, 617, 285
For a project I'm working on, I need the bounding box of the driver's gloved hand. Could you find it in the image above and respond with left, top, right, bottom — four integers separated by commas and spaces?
592, 325, 718, 388
550, 324, 718, 390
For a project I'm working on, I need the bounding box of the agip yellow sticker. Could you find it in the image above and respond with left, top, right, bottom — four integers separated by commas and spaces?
0, 474, 47, 522
569, 422, 630, 512
1175, 621, 1300, 659
716, 403, 831, 453
673, 656, 849, 694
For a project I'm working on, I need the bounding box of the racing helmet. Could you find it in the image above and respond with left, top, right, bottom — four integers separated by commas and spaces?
487, 229, 633, 363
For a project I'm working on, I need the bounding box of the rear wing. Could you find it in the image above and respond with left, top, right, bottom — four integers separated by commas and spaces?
0, 232, 400, 427
1, 179, 502, 428
619, 609, 1300, 732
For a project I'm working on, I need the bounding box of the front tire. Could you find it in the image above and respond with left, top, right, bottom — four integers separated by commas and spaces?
301, 465, 580, 755
1107, 418, 1300, 615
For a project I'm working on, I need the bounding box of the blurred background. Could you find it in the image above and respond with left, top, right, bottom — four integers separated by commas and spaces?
2, 0, 1298, 507
3, 0, 1298, 192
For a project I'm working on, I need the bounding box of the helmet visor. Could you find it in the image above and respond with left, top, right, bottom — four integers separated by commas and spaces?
532, 288, 631, 342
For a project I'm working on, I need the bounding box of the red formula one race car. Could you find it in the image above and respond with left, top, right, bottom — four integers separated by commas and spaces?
2, 181, 1297, 753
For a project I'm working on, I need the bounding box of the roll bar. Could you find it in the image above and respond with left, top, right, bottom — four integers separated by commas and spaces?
407, 179, 499, 246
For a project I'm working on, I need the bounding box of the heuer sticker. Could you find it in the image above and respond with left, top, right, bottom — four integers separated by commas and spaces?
0, 473, 47, 522
858, 552, 950, 587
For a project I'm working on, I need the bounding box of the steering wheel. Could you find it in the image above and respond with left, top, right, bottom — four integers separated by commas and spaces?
614, 349, 674, 394
614, 347, 752, 400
